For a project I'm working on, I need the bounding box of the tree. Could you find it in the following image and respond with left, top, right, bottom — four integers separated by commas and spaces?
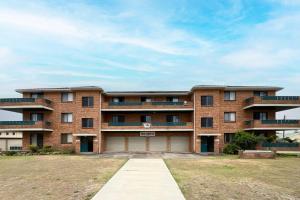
232, 131, 262, 150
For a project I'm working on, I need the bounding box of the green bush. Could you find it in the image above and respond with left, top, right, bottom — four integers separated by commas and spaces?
5, 151, 17, 156
61, 147, 75, 154
39, 145, 54, 153
29, 145, 39, 153
223, 144, 240, 154
232, 131, 261, 150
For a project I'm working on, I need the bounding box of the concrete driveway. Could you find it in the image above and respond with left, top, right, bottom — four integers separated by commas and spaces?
92, 159, 185, 200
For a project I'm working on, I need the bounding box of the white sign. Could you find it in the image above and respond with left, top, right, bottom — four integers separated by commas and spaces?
143, 123, 151, 128
140, 132, 155, 137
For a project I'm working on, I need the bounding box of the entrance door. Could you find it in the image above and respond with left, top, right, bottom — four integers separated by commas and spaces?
80, 136, 93, 152
201, 136, 214, 153
30, 133, 43, 148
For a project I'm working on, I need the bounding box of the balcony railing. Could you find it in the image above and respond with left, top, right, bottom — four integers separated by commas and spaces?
244, 120, 300, 130
103, 101, 193, 110
108, 122, 188, 126
103, 122, 193, 130
244, 96, 300, 109
0, 98, 53, 111
0, 121, 52, 131
262, 142, 299, 148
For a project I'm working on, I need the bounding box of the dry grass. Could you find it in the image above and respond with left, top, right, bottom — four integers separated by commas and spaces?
0, 155, 126, 200
165, 156, 300, 200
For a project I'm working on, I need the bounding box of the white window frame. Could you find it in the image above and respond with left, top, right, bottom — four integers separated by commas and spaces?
62, 113, 73, 123
224, 112, 236, 122
62, 92, 73, 102
224, 91, 236, 101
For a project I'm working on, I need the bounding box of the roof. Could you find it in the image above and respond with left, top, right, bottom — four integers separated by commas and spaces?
191, 85, 283, 91
16, 86, 103, 93
15, 85, 283, 94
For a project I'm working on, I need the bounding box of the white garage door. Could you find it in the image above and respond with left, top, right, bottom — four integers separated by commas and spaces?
170, 136, 190, 152
149, 136, 167, 151
106, 137, 125, 152
128, 137, 146, 152
7, 139, 22, 150
0, 139, 6, 151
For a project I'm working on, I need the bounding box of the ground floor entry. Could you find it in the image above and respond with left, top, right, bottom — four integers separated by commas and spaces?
200, 136, 215, 153
80, 136, 93, 153
104, 132, 191, 153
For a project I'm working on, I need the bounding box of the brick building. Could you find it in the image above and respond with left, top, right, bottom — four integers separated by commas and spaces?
0, 85, 299, 154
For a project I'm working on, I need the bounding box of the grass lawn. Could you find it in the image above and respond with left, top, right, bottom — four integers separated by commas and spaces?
0, 155, 126, 200
165, 156, 300, 200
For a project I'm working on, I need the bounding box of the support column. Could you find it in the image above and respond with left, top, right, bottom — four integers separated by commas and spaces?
214, 136, 220, 154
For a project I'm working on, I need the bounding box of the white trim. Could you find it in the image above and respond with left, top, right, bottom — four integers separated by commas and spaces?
0, 128, 53, 132
101, 108, 194, 111
243, 104, 300, 109
198, 133, 221, 136
244, 127, 300, 131
101, 129, 194, 132
73, 133, 97, 136
0, 105, 53, 111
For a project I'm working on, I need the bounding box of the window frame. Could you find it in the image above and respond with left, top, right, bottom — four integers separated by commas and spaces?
82, 118, 93, 128
224, 112, 236, 122
61, 92, 74, 102
82, 96, 94, 107
30, 113, 44, 122
201, 96, 213, 107
254, 91, 268, 97
224, 91, 236, 101
201, 117, 213, 128
61, 133, 73, 144
224, 133, 235, 144
61, 113, 73, 123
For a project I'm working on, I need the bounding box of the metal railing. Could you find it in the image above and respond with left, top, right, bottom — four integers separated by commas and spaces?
109, 102, 143, 106
151, 102, 184, 105
108, 101, 186, 106
261, 96, 299, 101
0, 121, 35, 125
108, 122, 188, 126
261, 120, 299, 124
0, 98, 35, 103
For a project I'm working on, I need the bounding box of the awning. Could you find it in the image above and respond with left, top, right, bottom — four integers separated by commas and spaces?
73, 133, 97, 137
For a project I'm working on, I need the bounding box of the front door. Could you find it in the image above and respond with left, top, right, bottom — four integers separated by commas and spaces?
201, 136, 214, 153
80, 137, 93, 152
201, 136, 208, 152
30, 133, 43, 148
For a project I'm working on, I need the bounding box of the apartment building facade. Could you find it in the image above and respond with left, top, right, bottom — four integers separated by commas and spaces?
0, 85, 300, 154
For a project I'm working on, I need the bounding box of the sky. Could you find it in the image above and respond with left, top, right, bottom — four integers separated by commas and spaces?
0, 0, 300, 120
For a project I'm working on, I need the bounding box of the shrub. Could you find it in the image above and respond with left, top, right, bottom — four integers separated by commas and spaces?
232, 131, 261, 150
223, 144, 240, 154
29, 145, 39, 153
39, 145, 54, 153
5, 151, 17, 156
61, 147, 75, 154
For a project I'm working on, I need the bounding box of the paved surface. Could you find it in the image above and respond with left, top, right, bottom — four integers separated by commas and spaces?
92, 159, 185, 200
98, 152, 202, 159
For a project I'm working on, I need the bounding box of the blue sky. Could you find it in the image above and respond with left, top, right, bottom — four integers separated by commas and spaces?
0, 0, 300, 119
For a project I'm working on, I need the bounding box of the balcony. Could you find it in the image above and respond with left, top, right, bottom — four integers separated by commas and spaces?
0, 98, 53, 113
102, 101, 193, 111
0, 121, 53, 132
102, 122, 193, 131
243, 96, 300, 111
244, 120, 300, 131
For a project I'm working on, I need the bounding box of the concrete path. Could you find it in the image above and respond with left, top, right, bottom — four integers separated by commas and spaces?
92, 159, 185, 200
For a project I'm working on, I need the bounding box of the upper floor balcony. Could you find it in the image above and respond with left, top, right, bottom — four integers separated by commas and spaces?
101, 122, 194, 131
0, 121, 53, 132
244, 119, 300, 131
102, 101, 194, 111
0, 98, 53, 113
243, 96, 300, 111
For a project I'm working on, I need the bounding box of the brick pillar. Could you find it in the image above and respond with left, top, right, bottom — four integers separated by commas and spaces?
22, 133, 30, 150
93, 137, 98, 153
195, 137, 200, 153
75, 137, 80, 154
214, 137, 220, 154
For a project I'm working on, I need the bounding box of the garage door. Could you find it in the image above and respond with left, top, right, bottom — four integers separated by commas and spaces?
106, 137, 125, 152
0, 139, 6, 151
7, 139, 22, 151
149, 136, 167, 151
170, 136, 190, 152
128, 137, 146, 152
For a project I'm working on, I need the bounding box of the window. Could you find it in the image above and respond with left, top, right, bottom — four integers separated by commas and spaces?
141, 97, 152, 102
30, 113, 43, 121
141, 115, 151, 123
82, 96, 94, 107
166, 96, 179, 102
61, 133, 73, 144
82, 118, 93, 128
31, 92, 43, 98
254, 91, 268, 96
166, 115, 180, 123
224, 112, 236, 122
61, 113, 73, 123
61, 92, 73, 102
201, 117, 213, 128
224, 91, 236, 101
112, 115, 125, 123
201, 96, 213, 106
112, 97, 124, 103
224, 133, 235, 143
253, 112, 268, 120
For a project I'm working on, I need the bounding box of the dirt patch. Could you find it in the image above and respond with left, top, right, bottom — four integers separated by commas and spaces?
165, 156, 300, 200
0, 155, 126, 200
